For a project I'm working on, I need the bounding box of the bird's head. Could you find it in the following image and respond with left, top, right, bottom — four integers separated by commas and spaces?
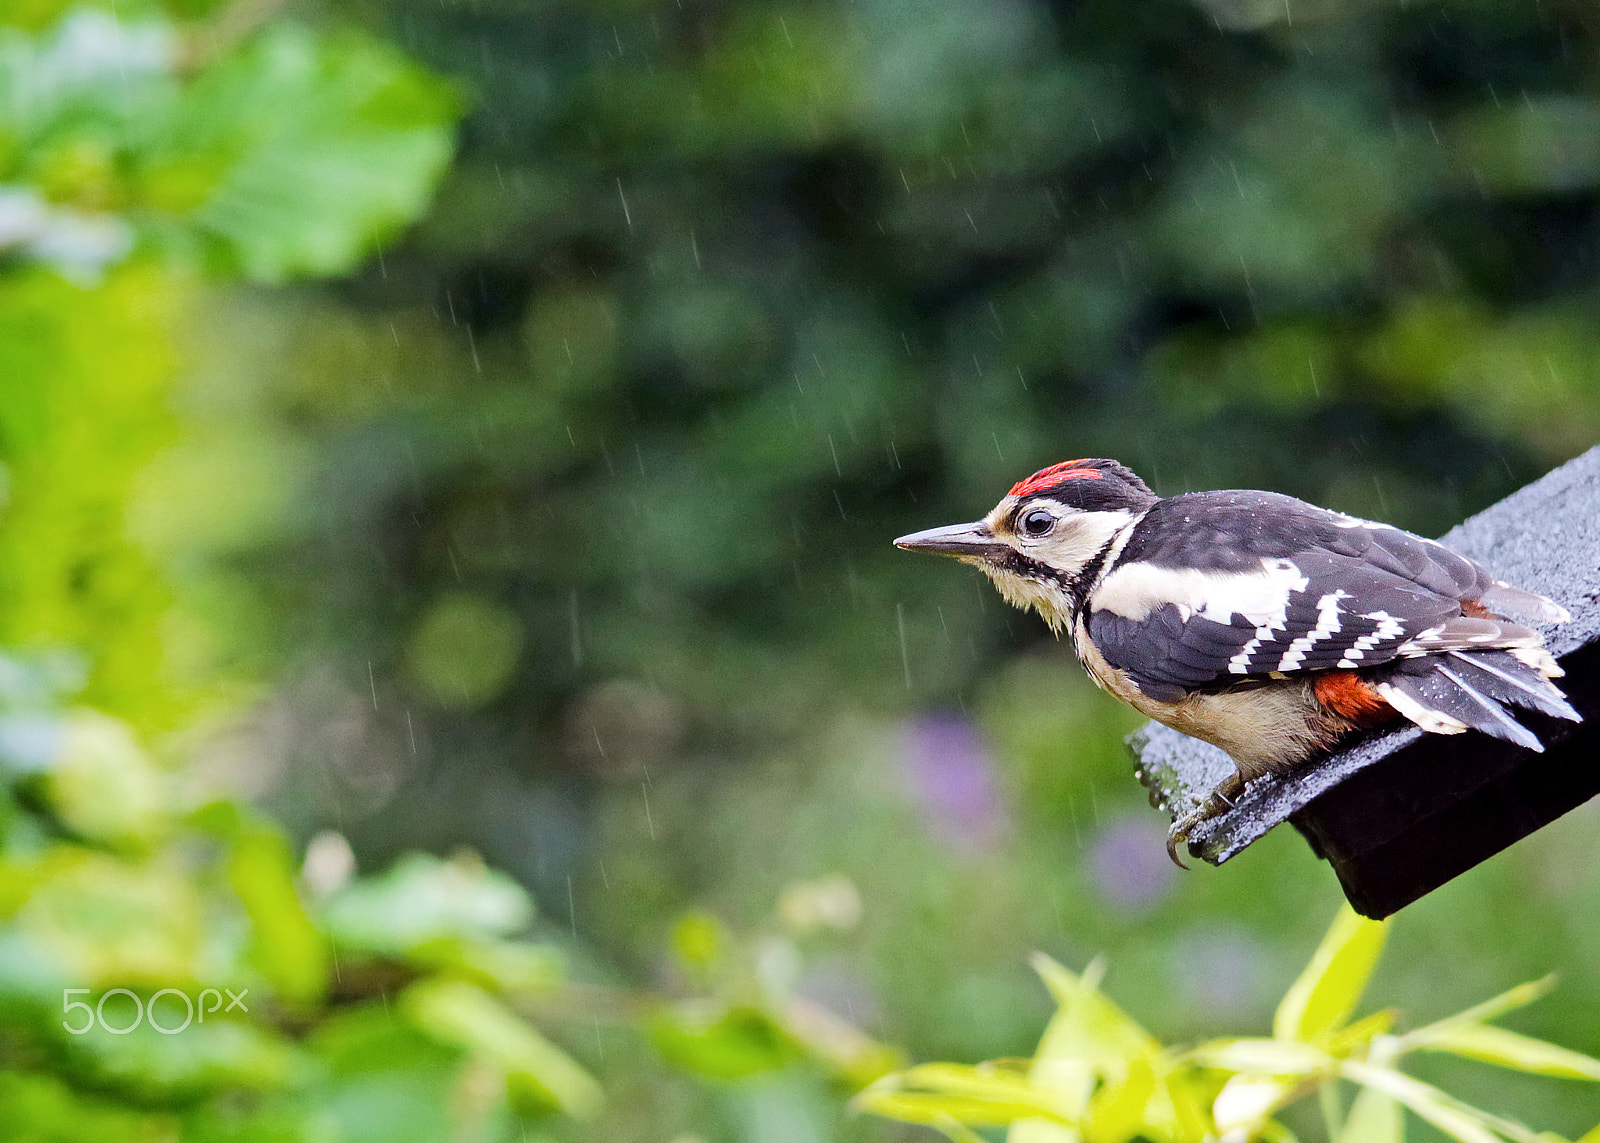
894, 458, 1158, 630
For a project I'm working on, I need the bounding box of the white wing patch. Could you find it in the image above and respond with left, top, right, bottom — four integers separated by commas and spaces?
1094, 556, 1309, 626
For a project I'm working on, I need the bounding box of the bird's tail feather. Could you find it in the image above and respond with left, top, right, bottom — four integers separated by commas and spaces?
1441, 650, 1580, 722
1372, 650, 1579, 750
1479, 581, 1571, 624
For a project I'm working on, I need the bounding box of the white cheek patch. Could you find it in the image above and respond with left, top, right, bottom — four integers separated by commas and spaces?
1094, 557, 1310, 628
1018, 509, 1139, 573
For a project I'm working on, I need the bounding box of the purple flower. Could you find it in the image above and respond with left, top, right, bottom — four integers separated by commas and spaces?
900, 713, 1006, 850
1089, 813, 1177, 909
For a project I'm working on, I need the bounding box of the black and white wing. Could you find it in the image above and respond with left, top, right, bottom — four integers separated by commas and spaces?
1084, 490, 1561, 704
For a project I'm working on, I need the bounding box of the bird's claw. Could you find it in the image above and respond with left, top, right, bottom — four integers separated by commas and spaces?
1165, 774, 1247, 869
1166, 814, 1198, 870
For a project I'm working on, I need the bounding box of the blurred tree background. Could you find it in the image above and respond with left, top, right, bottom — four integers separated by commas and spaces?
2, 0, 1600, 1138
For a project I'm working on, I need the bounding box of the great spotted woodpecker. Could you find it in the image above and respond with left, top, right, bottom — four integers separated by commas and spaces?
895, 459, 1581, 864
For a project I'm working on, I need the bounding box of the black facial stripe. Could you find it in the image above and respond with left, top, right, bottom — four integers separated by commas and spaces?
1066, 533, 1119, 614
1001, 550, 1071, 587
997, 533, 1121, 618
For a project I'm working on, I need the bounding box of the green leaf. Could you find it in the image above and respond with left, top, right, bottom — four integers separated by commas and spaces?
1274, 907, 1387, 1044
854, 1063, 1078, 1129
1031, 954, 1161, 1067
928, 1118, 993, 1143
1211, 1074, 1304, 1139
1018, 954, 1162, 1130
648, 1000, 797, 1080
226, 824, 328, 1006
858, 1091, 1062, 1130
44, 710, 164, 847
59, 1013, 298, 1103
139, 23, 460, 281
1407, 1024, 1600, 1081
408, 935, 566, 996
1083, 1056, 1156, 1143
401, 977, 601, 1118
319, 851, 533, 958
1009, 1118, 1086, 1143
1156, 1069, 1224, 1143
21, 848, 207, 985
1337, 1083, 1405, 1143
1327, 1010, 1398, 1057
0, 10, 174, 149
0, 266, 192, 726
0, 1072, 161, 1143
1402, 977, 1558, 1047
1342, 1059, 1540, 1143
305, 1004, 468, 1143
1187, 1037, 1333, 1076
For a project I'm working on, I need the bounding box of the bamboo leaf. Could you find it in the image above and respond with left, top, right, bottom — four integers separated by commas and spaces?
855, 1083, 1077, 1129
854, 1062, 1080, 1128
1342, 1059, 1540, 1143
1009, 1119, 1085, 1143
930, 1117, 993, 1143
1083, 1056, 1155, 1143
856, 1091, 1067, 1128
1022, 953, 1162, 1128
1032, 953, 1161, 1063
1188, 1037, 1332, 1075
1408, 1024, 1600, 1081
1275, 907, 1388, 1044
1260, 1121, 1303, 1143
1400, 978, 1558, 1048
1336, 1083, 1405, 1143
1161, 1069, 1225, 1142
1327, 1010, 1398, 1057
1212, 1074, 1301, 1138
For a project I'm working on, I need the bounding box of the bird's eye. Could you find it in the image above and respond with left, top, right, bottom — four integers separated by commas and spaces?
1020, 508, 1056, 536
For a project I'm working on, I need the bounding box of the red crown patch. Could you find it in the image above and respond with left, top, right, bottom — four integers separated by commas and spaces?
1009, 460, 1103, 497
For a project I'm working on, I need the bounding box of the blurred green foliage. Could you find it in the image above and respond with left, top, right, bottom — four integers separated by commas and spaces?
862, 908, 1600, 1142
4, 0, 1600, 1139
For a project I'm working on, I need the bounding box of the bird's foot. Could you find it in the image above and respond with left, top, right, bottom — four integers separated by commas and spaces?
1165, 773, 1247, 869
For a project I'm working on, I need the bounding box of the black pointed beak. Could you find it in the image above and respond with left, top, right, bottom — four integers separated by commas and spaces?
893, 521, 1008, 560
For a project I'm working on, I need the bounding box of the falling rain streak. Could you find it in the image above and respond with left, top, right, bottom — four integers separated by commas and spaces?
896, 603, 911, 690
